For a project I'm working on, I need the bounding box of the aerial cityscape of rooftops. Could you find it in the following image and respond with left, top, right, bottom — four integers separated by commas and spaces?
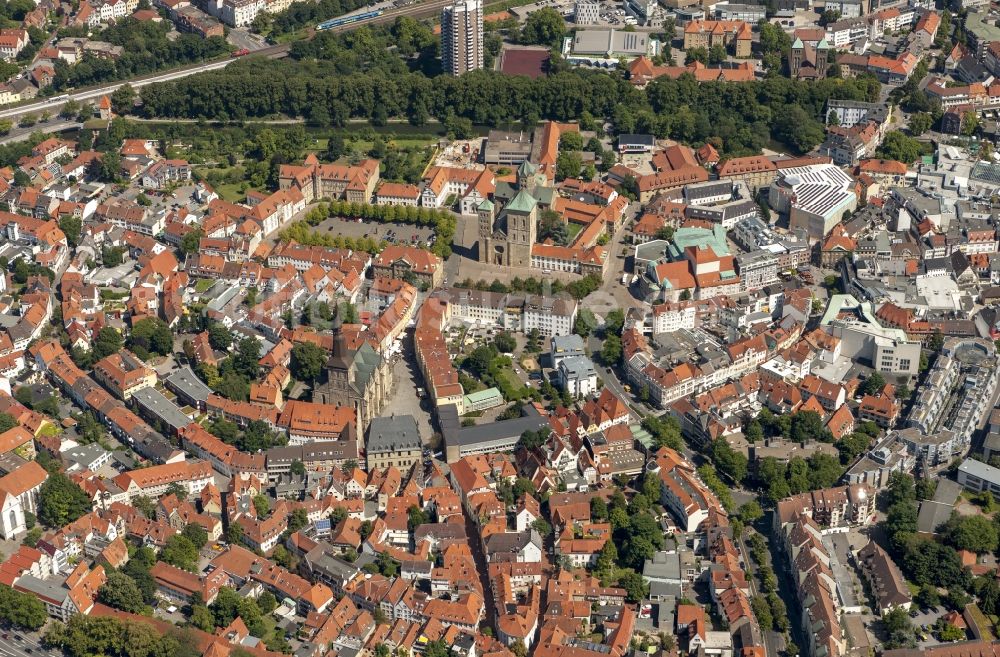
7, 0, 1000, 655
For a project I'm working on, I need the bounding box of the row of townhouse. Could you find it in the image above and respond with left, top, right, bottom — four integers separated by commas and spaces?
27, 340, 180, 464
824, 5, 923, 48
112, 460, 214, 502
430, 287, 579, 337
181, 419, 363, 484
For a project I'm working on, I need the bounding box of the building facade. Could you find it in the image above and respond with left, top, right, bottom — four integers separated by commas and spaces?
442, 0, 484, 76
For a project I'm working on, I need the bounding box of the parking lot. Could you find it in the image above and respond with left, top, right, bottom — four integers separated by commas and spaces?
314, 215, 436, 248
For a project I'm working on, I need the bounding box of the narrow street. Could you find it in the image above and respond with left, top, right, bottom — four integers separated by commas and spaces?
462, 509, 499, 631
736, 527, 784, 657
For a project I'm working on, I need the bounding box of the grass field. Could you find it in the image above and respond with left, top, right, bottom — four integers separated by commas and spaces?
567, 222, 584, 241
496, 367, 529, 401
195, 279, 216, 293
214, 183, 246, 203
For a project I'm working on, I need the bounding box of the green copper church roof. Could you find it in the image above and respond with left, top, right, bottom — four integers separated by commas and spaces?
506, 189, 538, 214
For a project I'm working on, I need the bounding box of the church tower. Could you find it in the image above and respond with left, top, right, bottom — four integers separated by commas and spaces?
517, 160, 538, 196
505, 189, 538, 268
477, 199, 495, 264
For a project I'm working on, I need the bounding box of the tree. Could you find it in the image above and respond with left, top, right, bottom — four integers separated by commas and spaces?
884, 472, 916, 508
207, 323, 232, 351
936, 620, 966, 642
884, 501, 918, 551
642, 415, 683, 451
110, 83, 136, 114
711, 439, 748, 483
38, 473, 91, 527
980, 575, 1000, 615
836, 432, 871, 464
574, 309, 596, 338
591, 496, 608, 521
494, 332, 516, 354
617, 570, 649, 603
738, 501, 763, 524
232, 336, 261, 379
908, 112, 933, 136
190, 604, 215, 632
165, 482, 188, 502
290, 342, 326, 383
708, 44, 727, 65
604, 309, 625, 336
560, 131, 583, 151
531, 517, 552, 537
98, 150, 121, 183
600, 334, 622, 365
0, 584, 47, 630
59, 215, 82, 247
929, 330, 945, 352
751, 595, 773, 630
182, 523, 208, 549
161, 534, 199, 571
128, 317, 173, 358
861, 372, 886, 396
252, 494, 270, 517
520, 7, 565, 47
93, 327, 124, 360
774, 105, 826, 154
963, 111, 980, 137
654, 225, 675, 241
915, 583, 940, 611
883, 607, 916, 649
407, 505, 429, 531
759, 20, 791, 54
877, 131, 926, 164
519, 429, 547, 451
0, 412, 17, 433
97, 571, 148, 614
180, 228, 203, 255
556, 151, 582, 181
939, 513, 998, 554
685, 46, 708, 64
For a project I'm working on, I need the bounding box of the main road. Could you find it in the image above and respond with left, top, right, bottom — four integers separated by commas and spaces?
0, 0, 456, 122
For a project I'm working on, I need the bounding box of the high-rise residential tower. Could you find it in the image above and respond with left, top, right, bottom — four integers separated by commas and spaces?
441, 0, 484, 76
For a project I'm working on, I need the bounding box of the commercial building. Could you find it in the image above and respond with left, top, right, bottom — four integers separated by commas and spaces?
770, 164, 857, 241
558, 355, 599, 397
562, 29, 660, 66
442, 0, 484, 76
550, 334, 587, 368
366, 415, 423, 471
574, 0, 600, 24
440, 403, 550, 462
957, 458, 1000, 494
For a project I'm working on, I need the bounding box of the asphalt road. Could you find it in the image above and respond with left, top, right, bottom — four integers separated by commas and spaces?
0, 0, 459, 122
0, 120, 79, 145
0, 631, 57, 657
